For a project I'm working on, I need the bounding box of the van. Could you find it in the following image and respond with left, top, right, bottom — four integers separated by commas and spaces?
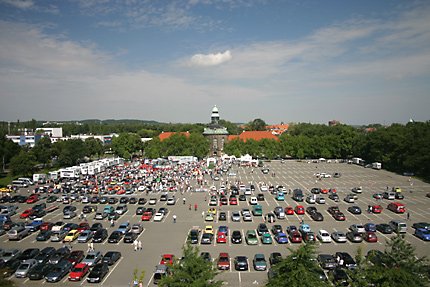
249, 197, 258, 205
11, 180, 28, 188
292, 189, 304, 202
389, 220, 407, 234
7, 225, 30, 241
387, 202, 406, 214
18, 178, 33, 186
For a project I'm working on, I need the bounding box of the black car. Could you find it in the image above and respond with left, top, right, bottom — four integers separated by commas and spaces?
90, 223, 103, 232
234, 256, 248, 271
257, 194, 265, 201
138, 198, 147, 205
1, 259, 21, 277
330, 267, 349, 286
160, 194, 168, 201
306, 206, 317, 215
129, 197, 137, 204
119, 197, 129, 204
188, 229, 200, 244
107, 212, 120, 220
17, 248, 40, 261
63, 205, 77, 214
29, 209, 46, 220
108, 231, 123, 243
347, 206, 362, 215
63, 223, 79, 232
376, 223, 393, 234
218, 212, 227, 221
93, 228, 108, 243
135, 207, 146, 215
34, 247, 56, 264
90, 197, 99, 204
238, 194, 246, 201
335, 252, 357, 269
99, 197, 108, 204
269, 252, 282, 266
83, 205, 98, 214
49, 247, 71, 264
108, 197, 118, 204
102, 251, 121, 266
346, 231, 363, 243
87, 263, 109, 283
311, 187, 321, 194
317, 254, 338, 270
36, 230, 53, 241
329, 193, 339, 201
231, 230, 242, 244
257, 223, 269, 235
28, 262, 54, 280
45, 259, 73, 282
123, 232, 138, 243
311, 212, 324, 221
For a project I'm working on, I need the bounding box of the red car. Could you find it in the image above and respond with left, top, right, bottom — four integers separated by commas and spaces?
321, 189, 329, 194
294, 205, 305, 215
20, 208, 35, 219
77, 222, 90, 233
370, 205, 383, 214
387, 202, 406, 214
160, 254, 175, 265
217, 232, 227, 244
116, 189, 126, 195
332, 212, 346, 221
40, 222, 54, 231
229, 197, 238, 205
141, 211, 153, 221
26, 194, 39, 204
217, 252, 230, 270
284, 207, 294, 215
328, 188, 337, 194
68, 263, 90, 281
289, 231, 303, 243
363, 232, 378, 243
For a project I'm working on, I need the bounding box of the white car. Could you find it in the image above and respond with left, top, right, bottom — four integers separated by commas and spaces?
249, 197, 258, 205
317, 230, 332, 243
316, 197, 326, 204
352, 187, 362, 194
260, 185, 268, 192
320, 173, 331, 178
167, 198, 176, 205
209, 198, 218, 206
148, 198, 157, 205
138, 185, 145, 191
244, 188, 252, 196
81, 196, 89, 204
153, 212, 164, 222
306, 195, 316, 204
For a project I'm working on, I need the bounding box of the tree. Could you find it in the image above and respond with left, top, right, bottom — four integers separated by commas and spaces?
111, 133, 142, 159
84, 137, 104, 158
54, 139, 88, 167
350, 234, 429, 287
158, 243, 223, 287
267, 242, 330, 287
247, 118, 267, 131
0, 135, 21, 172
32, 136, 52, 166
9, 150, 37, 176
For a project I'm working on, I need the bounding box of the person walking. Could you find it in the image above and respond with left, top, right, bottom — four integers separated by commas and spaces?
183, 197, 186, 205
133, 239, 138, 251
202, 211, 205, 218
87, 243, 91, 252
407, 212, 410, 221
138, 240, 142, 251
173, 214, 177, 223
90, 242, 94, 252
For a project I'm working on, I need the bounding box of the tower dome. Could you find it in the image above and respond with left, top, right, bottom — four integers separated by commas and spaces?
211, 105, 219, 124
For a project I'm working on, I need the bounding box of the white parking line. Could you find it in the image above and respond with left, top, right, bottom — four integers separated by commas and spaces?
101, 257, 123, 285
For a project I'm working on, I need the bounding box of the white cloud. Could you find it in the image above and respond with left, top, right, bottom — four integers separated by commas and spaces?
1, 0, 33, 9
190, 50, 232, 66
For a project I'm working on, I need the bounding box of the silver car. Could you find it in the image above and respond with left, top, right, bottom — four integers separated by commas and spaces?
51, 230, 68, 242
15, 259, 38, 278
331, 231, 347, 243
1, 249, 21, 263
82, 251, 102, 267
231, 211, 241, 222
77, 230, 94, 243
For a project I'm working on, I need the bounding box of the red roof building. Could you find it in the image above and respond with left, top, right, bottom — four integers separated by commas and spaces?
265, 124, 289, 135
228, 131, 279, 142
158, 131, 190, 141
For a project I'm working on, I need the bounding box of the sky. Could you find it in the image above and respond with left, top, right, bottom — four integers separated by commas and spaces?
0, 0, 429, 125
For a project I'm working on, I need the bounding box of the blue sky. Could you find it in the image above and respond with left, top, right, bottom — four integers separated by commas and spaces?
0, 0, 429, 125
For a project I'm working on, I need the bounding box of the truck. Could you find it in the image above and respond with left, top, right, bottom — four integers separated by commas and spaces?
32, 174, 47, 184
372, 162, 382, 170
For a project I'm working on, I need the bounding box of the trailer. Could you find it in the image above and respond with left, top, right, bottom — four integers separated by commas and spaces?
372, 162, 382, 170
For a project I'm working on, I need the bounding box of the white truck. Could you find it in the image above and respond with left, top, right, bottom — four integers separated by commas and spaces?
372, 162, 382, 170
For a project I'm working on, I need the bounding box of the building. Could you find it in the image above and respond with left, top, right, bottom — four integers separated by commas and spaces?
158, 131, 190, 141
228, 130, 279, 142
203, 106, 229, 156
266, 123, 289, 135
328, 120, 340, 126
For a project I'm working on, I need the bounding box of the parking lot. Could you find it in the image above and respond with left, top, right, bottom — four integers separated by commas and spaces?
2, 160, 430, 287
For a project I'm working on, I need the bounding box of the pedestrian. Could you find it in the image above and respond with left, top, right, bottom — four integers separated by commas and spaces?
110, 219, 115, 227
183, 197, 186, 204
87, 243, 91, 252
202, 211, 205, 218
194, 203, 198, 211
189, 204, 192, 210
133, 239, 138, 251
138, 240, 142, 251
90, 242, 94, 252
407, 212, 410, 220
173, 214, 177, 223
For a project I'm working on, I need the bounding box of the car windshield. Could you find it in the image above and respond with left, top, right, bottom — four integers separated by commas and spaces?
72, 267, 84, 272
86, 255, 95, 260
18, 264, 30, 270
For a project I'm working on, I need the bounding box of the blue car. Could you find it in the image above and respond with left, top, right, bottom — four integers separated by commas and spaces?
415, 228, 430, 241
116, 222, 130, 234
276, 192, 285, 201
274, 232, 288, 244
364, 223, 376, 233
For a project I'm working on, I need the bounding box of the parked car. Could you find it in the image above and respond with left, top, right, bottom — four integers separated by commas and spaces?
82, 251, 102, 267
68, 262, 90, 281
234, 256, 248, 271
346, 231, 363, 243
102, 251, 121, 266
217, 253, 230, 270
15, 259, 38, 278
317, 230, 332, 243
318, 254, 337, 270
253, 254, 267, 271
331, 231, 347, 243
92, 229, 108, 243
45, 260, 73, 282
86, 263, 109, 283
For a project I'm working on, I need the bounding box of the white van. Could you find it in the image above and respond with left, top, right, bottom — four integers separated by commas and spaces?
12, 180, 28, 188
18, 178, 33, 186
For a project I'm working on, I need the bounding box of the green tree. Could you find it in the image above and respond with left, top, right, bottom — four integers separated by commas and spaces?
111, 133, 142, 159
0, 135, 21, 172
267, 242, 330, 287
9, 150, 37, 176
32, 136, 52, 166
247, 118, 267, 131
84, 137, 104, 158
158, 243, 222, 287
54, 139, 88, 167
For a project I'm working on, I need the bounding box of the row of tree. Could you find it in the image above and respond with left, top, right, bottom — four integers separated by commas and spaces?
155, 235, 429, 287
